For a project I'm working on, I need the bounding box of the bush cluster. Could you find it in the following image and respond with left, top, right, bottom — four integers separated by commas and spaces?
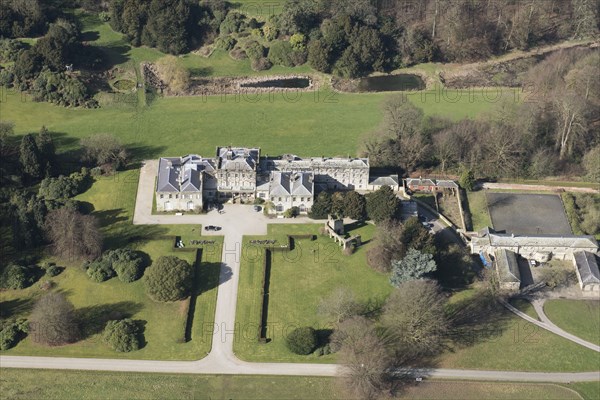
84, 249, 147, 283
0, 319, 28, 350
38, 168, 91, 200
0, 264, 37, 290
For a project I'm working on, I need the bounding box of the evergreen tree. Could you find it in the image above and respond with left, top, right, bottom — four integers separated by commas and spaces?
36, 126, 55, 176
19, 134, 42, 180
365, 185, 400, 223
308, 191, 333, 219
390, 248, 437, 287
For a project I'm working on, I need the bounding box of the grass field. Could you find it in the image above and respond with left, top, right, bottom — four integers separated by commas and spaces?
234, 222, 393, 362
0, 171, 222, 360
544, 300, 600, 346
0, 369, 589, 400
1, 11, 511, 161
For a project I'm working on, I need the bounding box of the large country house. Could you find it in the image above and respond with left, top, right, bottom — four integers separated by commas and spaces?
155, 147, 394, 214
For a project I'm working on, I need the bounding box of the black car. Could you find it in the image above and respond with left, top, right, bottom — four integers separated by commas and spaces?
204, 225, 221, 231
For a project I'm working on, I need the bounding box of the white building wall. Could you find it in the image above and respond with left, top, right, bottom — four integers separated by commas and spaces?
156, 192, 203, 211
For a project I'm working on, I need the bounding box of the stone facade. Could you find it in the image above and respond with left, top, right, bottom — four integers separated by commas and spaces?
156, 148, 390, 213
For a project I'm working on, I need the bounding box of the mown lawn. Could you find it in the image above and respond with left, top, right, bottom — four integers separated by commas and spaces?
509, 298, 540, 320
234, 222, 393, 362
0, 369, 588, 400
0, 85, 509, 159
0, 171, 221, 360
544, 300, 600, 346
233, 223, 600, 371
567, 381, 600, 400
438, 291, 600, 372
466, 190, 492, 231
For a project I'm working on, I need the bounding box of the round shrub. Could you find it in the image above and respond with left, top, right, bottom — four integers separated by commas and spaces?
0, 264, 32, 289
0, 323, 20, 350
286, 326, 317, 355
46, 265, 62, 277
85, 259, 115, 283
229, 47, 247, 60
90, 166, 102, 177
244, 41, 265, 61
215, 36, 237, 51
144, 256, 193, 302
251, 57, 272, 71
268, 40, 294, 67
102, 318, 141, 352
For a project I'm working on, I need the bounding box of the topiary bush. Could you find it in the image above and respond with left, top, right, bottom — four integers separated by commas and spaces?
102, 318, 142, 352
144, 256, 193, 302
285, 326, 317, 355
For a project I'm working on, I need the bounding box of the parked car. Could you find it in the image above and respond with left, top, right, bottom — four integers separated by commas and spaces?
253, 205, 262, 212
204, 225, 221, 231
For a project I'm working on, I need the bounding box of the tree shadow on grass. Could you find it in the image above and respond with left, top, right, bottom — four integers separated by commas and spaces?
189, 66, 213, 77
126, 144, 168, 165
77, 301, 144, 340
316, 329, 333, 348
104, 224, 170, 253
444, 290, 509, 348
93, 209, 129, 227
81, 30, 100, 42
133, 319, 148, 350
345, 221, 367, 232
0, 298, 34, 319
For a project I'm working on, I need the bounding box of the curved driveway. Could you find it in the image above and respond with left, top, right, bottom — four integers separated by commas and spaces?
2, 161, 599, 383
500, 299, 600, 353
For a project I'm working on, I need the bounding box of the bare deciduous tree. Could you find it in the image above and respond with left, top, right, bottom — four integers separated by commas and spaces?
317, 287, 361, 324
29, 292, 80, 346
333, 316, 392, 400
45, 208, 103, 261
381, 280, 448, 362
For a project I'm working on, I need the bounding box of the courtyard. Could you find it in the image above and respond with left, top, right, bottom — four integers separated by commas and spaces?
486, 193, 572, 235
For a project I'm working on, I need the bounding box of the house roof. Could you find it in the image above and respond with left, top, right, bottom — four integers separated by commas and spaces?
574, 251, 600, 285
406, 178, 436, 187
487, 234, 598, 249
269, 172, 314, 197
217, 147, 259, 171
369, 175, 399, 186
265, 156, 369, 171
436, 180, 459, 189
157, 155, 209, 193
495, 248, 521, 283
